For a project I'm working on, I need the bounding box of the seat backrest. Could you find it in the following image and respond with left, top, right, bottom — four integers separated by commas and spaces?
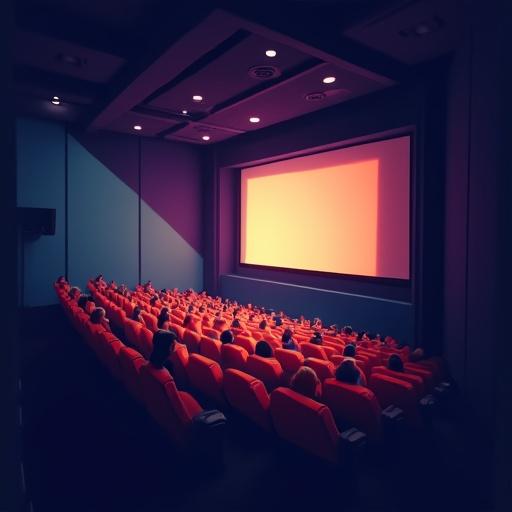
202, 327, 220, 340
274, 348, 305, 375
371, 366, 425, 397
246, 355, 283, 392
301, 343, 328, 361
270, 387, 340, 463
223, 369, 271, 431
200, 336, 222, 363
169, 323, 185, 342
187, 354, 224, 403
169, 343, 189, 386
221, 343, 248, 371
182, 329, 201, 354
141, 312, 158, 332
124, 319, 142, 347
369, 373, 421, 427
139, 364, 195, 444
404, 364, 435, 390
98, 332, 123, 379
304, 357, 335, 382
136, 326, 154, 359
323, 378, 382, 442
118, 346, 146, 402
234, 334, 257, 354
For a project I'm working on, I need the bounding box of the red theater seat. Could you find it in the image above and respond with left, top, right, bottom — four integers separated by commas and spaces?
274, 348, 305, 384
304, 357, 335, 383
301, 343, 329, 361
119, 346, 146, 403
234, 334, 257, 354
139, 364, 202, 445
169, 344, 189, 387
323, 379, 382, 442
200, 336, 222, 363
169, 323, 185, 342
182, 329, 201, 354
223, 369, 271, 431
141, 312, 158, 333
369, 373, 421, 428
404, 364, 436, 390
187, 354, 224, 405
136, 326, 154, 359
221, 344, 248, 371
100, 333, 123, 380
202, 327, 220, 340
124, 319, 142, 347
245, 355, 283, 392
270, 387, 341, 463
371, 366, 425, 397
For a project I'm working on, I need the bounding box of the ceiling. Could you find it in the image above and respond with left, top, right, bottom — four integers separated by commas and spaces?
13, 0, 466, 145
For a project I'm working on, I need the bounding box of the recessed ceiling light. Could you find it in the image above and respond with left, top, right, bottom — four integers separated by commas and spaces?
51, 96, 60, 105
322, 76, 336, 84
192, 95, 203, 102
202, 135, 210, 141
133, 125, 142, 131
265, 49, 277, 58
182, 110, 188, 115
249, 116, 260, 123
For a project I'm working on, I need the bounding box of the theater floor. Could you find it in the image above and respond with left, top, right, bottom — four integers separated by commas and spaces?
20, 306, 493, 512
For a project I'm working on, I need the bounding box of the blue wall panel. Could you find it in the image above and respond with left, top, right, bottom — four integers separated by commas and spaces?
67, 135, 139, 291
16, 118, 65, 306
221, 274, 413, 343
141, 201, 203, 291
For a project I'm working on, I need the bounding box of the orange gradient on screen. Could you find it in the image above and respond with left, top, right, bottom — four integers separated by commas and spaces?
241, 160, 379, 276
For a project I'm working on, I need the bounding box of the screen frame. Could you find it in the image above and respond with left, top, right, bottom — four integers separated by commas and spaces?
236, 129, 415, 286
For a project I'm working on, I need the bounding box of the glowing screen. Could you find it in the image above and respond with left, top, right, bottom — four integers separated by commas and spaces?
240, 135, 410, 279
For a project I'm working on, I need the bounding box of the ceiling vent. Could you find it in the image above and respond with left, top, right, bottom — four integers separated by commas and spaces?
248, 65, 281, 80
304, 92, 326, 102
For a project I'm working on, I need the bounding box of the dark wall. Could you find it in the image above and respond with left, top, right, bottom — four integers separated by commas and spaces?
206, 80, 446, 345
17, 118, 205, 306
443, 5, 500, 424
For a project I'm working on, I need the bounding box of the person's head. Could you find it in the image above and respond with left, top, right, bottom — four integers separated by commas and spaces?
77, 294, 88, 310
68, 286, 80, 300
343, 343, 356, 358
90, 307, 106, 324
183, 315, 192, 327
409, 347, 425, 362
188, 304, 195, 313
220, 330, 234, 345
132, 306, 142, 319
199, 305, 206, 314
56, 275, 66, 283
275, 316, 283, 327
150, 330, 177, 368
388, 354, 404, 372
150, 295, 158, 306
290, 367, 320, 400
310, 332, 323, 345
255, 340, 272, 358
281, 328, 293, 344
335, 360, 360, 385
259, 319, 267, 330
342, 325, 353, 336
94, 274, 103, 282
231, 318, 241, 329
157, 307, 170, 328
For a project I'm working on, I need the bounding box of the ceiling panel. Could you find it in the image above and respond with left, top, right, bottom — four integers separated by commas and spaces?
166, 123, 242, 145
147, 33, 312, 115
344, 0, 464, 64
106, 111, 180, 136
15, 29, 126, 83
203, 62, 387, 132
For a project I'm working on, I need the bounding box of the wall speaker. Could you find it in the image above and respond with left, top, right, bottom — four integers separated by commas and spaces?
18, 207, 56, 236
